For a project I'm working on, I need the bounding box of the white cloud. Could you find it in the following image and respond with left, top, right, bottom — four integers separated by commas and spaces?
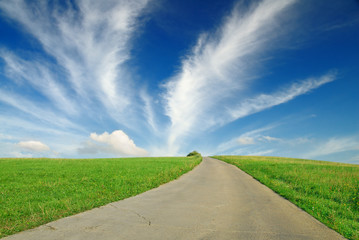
0, 0, 347, 159
219, 133, 279, 152
140, 90, 159, 133
349, 155, 359, 164
322, 17, 359, 32
0, 89, 83, 131
163, 0, 337, 155
18, 140, 50, 152
287, 137, 311, 145
217, 124, 278, 153
222, 146, 274, 157
0, 133, 15, 140
260, 136, 281, 142
238, 137, 255, 145
304, 136, 359, 158
216, 138, 240, 154
222, 134, 281, 149
229, 73, 336, 119
84, 130, 148, 157
0, 0, 150, 126
246, 150, 274, 156
1, 51, 78, 115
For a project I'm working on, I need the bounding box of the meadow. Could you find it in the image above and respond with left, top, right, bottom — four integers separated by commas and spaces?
0, 156, 201, 238
214, 155, 359, 240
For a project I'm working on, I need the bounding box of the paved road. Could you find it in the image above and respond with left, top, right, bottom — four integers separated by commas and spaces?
5, 157, 345, 240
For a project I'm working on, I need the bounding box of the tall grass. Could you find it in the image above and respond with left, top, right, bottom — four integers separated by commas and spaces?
0, 156, 201, 238
214, 156, 359, 240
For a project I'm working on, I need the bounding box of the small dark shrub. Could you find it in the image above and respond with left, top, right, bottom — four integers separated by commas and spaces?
187, 151, 201, 157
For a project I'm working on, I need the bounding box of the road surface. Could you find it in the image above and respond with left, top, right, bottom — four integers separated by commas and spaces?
4, 157, 345, 240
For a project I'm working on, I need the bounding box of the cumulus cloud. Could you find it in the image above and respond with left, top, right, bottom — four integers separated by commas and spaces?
18, 141, 50, 152
80, 130, 148, 157
0, 0, 158, 159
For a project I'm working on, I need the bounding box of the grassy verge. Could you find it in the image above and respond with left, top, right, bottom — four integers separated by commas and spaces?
213, 155, 358, 240
0, 156, 201, 238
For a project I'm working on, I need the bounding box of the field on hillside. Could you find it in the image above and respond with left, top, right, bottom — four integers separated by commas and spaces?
214, 156, 359, 240
0, 156, 201, 238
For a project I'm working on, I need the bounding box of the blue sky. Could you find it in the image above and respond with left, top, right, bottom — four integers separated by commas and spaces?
0, 0, 358, 163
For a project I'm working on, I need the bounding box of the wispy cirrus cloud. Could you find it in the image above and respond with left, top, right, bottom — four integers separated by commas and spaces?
1, 51, 77, 115
163, 0, 336, 155
140, 90, 160, 134
0, 0, 150, 126
0, 89, 83, 131
0, 0, 153, 157
260, 136, 281, 142
0, 0, 351, 160
304, 136, 359, 159
238, 137, 255, 145
216, 124, 279, 154
228, 72, 336, 119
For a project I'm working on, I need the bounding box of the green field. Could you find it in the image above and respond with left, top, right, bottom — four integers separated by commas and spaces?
0, 156, 201, 238
214, 155, 359, 240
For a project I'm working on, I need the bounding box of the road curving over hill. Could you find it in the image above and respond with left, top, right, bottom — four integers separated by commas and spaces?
4, 157, 345, 240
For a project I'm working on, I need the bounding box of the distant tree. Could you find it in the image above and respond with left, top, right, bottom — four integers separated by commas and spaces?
187, 151, 201, 157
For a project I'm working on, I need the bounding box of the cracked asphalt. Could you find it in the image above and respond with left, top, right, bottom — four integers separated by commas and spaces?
4, 157, 345, 240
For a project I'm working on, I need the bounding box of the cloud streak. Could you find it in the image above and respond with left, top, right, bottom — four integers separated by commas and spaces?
238, 137, 255, 145
0, 0, 155, 157
18, 140, 50, 152
1, 51, 77, 115
216, 123, 279, 154
0, 0, 351, 160
163, 0, 337, 154
0, 0, 150, 125
304, 137, 359, 158
228, 72, 336, 119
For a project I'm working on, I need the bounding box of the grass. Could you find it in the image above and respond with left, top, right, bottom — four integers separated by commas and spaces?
0, 156, 201, 238
213, 155, 359, 240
